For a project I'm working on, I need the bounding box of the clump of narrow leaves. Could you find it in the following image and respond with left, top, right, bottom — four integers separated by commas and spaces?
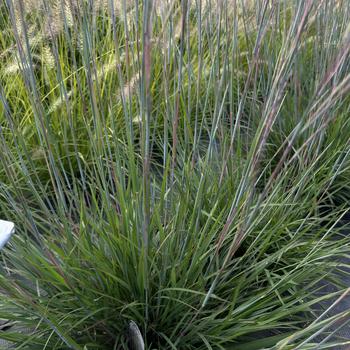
0, 0, 350, 349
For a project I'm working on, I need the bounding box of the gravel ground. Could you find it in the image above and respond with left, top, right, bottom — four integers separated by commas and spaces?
312, 215, 350, 349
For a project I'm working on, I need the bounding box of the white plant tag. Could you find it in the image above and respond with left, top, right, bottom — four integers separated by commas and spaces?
0, 220, 15, 250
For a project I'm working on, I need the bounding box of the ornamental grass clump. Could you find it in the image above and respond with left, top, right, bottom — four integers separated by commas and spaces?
0, 0, 350, 349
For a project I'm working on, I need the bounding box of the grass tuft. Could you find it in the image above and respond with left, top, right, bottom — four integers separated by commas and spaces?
0, 0, 350, 349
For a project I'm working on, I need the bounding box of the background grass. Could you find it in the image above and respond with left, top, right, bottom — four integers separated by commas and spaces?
0, 0, 350, 349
